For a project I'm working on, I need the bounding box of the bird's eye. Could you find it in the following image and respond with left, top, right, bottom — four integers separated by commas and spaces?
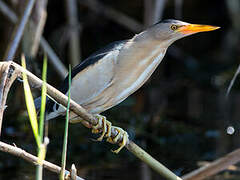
170, 25, 178, 31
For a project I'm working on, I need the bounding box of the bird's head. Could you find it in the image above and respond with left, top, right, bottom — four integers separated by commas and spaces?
148, 19, 220, 45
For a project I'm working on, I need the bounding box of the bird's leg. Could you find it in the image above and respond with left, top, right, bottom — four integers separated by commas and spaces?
107, 126, 129, 154
92, 114, 111, 141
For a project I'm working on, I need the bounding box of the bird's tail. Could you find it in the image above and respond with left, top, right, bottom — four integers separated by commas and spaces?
34, 96, 60, 120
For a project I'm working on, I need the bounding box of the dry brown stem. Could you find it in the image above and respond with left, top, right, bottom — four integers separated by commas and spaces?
0, 63, 18, 134
182, 148, 240, 180
0, 141, 84, 180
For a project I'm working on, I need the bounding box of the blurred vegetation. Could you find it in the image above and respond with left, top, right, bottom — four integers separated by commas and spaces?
1, 0, 240, 179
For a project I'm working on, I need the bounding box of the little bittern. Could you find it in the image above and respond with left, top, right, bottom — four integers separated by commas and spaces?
35, 19, 219, 153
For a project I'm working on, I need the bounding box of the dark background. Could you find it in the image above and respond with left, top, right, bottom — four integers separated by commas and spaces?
0, 0, 240, 179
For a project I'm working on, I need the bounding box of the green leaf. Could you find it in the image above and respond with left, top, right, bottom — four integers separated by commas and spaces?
21, 54, 40, 148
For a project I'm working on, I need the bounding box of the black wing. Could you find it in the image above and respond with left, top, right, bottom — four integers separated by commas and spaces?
44, 40, 127, 113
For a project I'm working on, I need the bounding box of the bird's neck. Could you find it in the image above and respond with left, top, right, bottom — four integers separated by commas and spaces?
113, 37, 167, 104
118, 36, 167, 79
129, 34, 168, 63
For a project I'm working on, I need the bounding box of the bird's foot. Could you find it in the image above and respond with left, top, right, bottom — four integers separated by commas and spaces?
92, 114, 112, 141
107, 126, 129, 154
92, 114, 129, 153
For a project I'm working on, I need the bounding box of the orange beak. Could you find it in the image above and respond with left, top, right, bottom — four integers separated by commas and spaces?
178, 24, 220, 34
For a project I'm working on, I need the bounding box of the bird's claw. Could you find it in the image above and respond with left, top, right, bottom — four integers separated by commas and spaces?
92, 115, 112, 141
107, 126, 129, 154
91, 114, 129, 153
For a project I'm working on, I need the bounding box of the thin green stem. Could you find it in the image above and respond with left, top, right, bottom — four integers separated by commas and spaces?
60, 65, 71, 180
36, 54, 48, 180
36, 165, 43, 180
39, 54, 47, 142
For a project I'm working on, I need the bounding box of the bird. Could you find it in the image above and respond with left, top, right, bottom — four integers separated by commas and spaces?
35, 19, 219, 153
